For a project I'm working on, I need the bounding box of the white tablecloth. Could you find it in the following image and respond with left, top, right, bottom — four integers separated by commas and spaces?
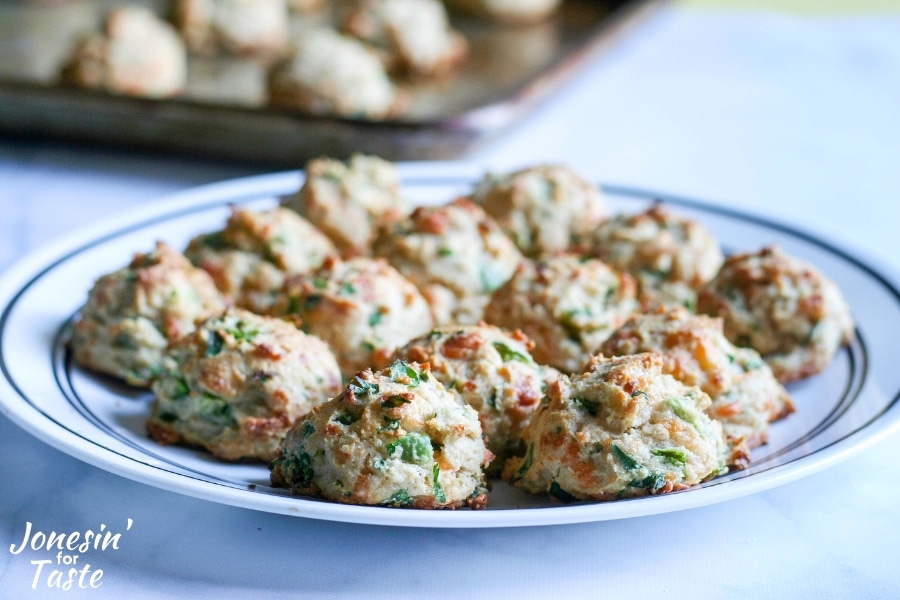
2, 6, 900, 598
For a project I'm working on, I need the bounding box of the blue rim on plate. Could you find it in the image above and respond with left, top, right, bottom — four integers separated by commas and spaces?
1, 164, 899, 528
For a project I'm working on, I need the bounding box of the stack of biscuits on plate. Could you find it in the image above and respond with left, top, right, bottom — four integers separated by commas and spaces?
71, 155, 855, 509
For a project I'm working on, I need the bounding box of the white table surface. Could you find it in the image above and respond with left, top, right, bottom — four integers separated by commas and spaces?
2, 5, 900, 598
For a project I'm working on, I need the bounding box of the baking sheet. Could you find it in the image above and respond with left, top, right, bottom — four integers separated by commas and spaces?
0, 0, 659, 164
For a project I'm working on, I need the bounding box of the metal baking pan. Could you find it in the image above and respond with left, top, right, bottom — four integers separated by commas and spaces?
0, 0, 660, 166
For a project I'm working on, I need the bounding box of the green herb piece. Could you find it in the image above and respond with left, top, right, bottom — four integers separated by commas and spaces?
389, 361, 420, 387
313, 277, 328, 289
157, 412, 178, 423
479, 263, 506, 294
198, 394, 236, 427
199, 232, 228, 250
252, 371, 274, 383
113, 332, 136, 350
641, 267, 670, 279
428, 330, 443, 340
432, 464, 446, 504
631, 390, 649, 399
381, 417, 402, 432
612, 444, 641, 471
604, 286, 617, 305
560, 310, 583, 343
206, 331, 225, 356
492, 342, 531, 364
629, 472, 667, 493
290, 452, 314, 486
340, 282, 357, 296
742, 357, 763, 371
227, 323, 258, 343
487, 392, 499, 411
668, 397, 700, 431
368, 311, 383, 327
335, 411, 357, 426
806, 320, 822, 343
171, 376, 190, 400
437, 248, 453, 257
572, 396, 598, 417
509, 443, 534, 483
361, 341, 376, 352
373, 458, 388, 471
128, 365, 164, 383
349, 377, 380, 396
386, 433, 432, 465
301, 421, 315, 438
304, 295, 322, 311
381, 395, 411, 409
548, 482, 577, 504
384, 489, 413, 507
652, 447, 687, 466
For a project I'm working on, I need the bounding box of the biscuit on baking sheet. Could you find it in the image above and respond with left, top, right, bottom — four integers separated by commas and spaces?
185, 207, 336, 315
373, 198, 522, 326
484, 254, 638, 373
175, 0, 289, 57
341, 0, 467, 77
60, 6, 187, 98
590, 203, 724, 311
278, 256, 433, 378
443, 0, 562, 24
503, 353, 728, 502
271, 360, 491, 508
697, 245, 854, 382
148, 308, 341, 462
71, 242, 225, 388
282, 154, 409, 258
268, 28, 404, 119
470, 164, 608, 257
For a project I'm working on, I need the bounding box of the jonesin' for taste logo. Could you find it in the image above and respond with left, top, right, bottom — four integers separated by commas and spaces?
9, 519, 133, 591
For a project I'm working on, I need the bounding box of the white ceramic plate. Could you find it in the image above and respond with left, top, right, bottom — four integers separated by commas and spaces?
2, 163, 900, 528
